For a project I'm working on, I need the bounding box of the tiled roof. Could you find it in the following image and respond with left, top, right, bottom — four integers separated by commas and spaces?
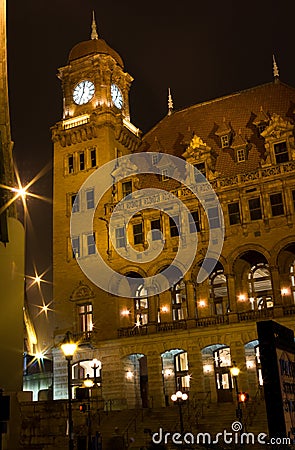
138, 81, 295, 177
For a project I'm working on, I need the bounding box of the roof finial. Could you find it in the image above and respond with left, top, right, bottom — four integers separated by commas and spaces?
168, 88, 174, 116
91, 11, 99, 40
273, 54, 279, 81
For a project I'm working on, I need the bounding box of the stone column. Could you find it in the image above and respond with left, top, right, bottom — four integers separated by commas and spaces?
185, 280, 196, 321
147, 352, 165, 408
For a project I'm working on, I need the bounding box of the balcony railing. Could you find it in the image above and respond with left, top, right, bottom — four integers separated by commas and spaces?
237, 308, 274, 322
195, 315, 229, 327
156, 320, 187, 332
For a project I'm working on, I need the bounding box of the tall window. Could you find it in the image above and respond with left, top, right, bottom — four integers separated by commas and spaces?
249, 197, 262, 221
68, 155, 74, 174
71, 194, 80, 213
79, 152, 85, 171
189, 211, 200, 232
72, 236, 80, 258
194, 163, 206, 182
115, 227, 126, 248
248, 264, 273, 309
270, 193, 284, 216
133, 223, 144, 245
292, 190, 295, 211
169, 216, 179, 237
90, 148, 97, 167
208, 207, 220, 229
274, 141, 289, 164
135, 284, 148, 325
86, 189, 95, 209
151, 219, 162, 241
171, 281, 186, 321
87, 234, 96, 255
122, 181, 132, 197
209, 270, 228, 315
78, 303, 93, 333
228, 202, 240, 225
290, 262, 295, 303
237, 148, 246, 163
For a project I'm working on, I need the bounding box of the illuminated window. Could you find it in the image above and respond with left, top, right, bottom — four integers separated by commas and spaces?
189, 211, 200, 232
72, 236, 80, 258
169, 216, 179, 237
228, 202, 240, 225
151, 219, 162, 241
248, 264, 273, 309
87, 234, 96, 255
210, 270, 228, 315
90, 148, 97, 167
86, 189, 94, 209
237, 148, 246, 162
115, 227, 126, 248
290, 262, 295, 303
79, 152, 85, 171
133, 223, 144, 245
221, 135, 229, 148
68, 155, 74, 174
249, 197, 262, 221
71, 194, 79, 213
172, 281, 186, 320
135, 284, 148, 325
274, 141, 288, 164
78, 303, 93, 333
122, 181, 132, 197
270, 193, 284, 216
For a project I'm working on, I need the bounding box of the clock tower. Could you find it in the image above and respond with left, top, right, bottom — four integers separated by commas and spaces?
51, 12, 141, 374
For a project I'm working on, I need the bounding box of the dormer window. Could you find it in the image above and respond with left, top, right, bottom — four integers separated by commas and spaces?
221, 135, 229, 148
274, 141, 289, 164
237, 148, 246, 163
162, 169, 169, 181
122, 181, 132, 197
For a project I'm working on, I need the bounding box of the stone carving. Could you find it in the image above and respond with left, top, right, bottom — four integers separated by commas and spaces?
70, 281, 94, 302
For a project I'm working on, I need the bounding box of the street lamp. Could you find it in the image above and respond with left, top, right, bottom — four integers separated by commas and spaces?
230, 361, 242, 421
61, 331, 77, 450
171, 390, 188, 434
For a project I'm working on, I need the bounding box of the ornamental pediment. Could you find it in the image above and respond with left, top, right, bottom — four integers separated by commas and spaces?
70, 282, 94, 302
182, 133, 212, 163
261, 113, 293, 140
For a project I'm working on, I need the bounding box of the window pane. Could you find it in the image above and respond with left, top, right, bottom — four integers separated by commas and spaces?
228, 202, 240, 225
208, 207, 220, 229
237, 149, 245, 162
79, 152, 85, 171
71, 194, 79, 213
122, 181, 132, 197
115, 227, 126, 248
189, 211, 200, 232
151, 219, 162, 240
90, 149, 97, 167
274, 142, 289, 164
68, 155, 74, 174
249, 197, 262, 221
133, 223, 143, 245
87, 234, 96, 255
169, 216, 179, 237
270, 193, 284, 216
78, 303, 93, 332
86, 189, 94, 209
72, 237, 80, 258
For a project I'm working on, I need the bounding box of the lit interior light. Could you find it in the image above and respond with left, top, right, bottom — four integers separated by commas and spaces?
281, 288, 289, 296
161, 306, 168, 313
238, 294, 246, 301
35, 351, 44, 360
126, 370, 133, 380
164, 369, 173, 377
246, 361, 254, 369
199, 300, 206, 307
203, 364, 213, 373
121, 309, 130, 316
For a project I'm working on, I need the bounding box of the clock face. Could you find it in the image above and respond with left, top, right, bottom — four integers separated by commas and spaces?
73, 80, 95, 105
111, 84, 123, 109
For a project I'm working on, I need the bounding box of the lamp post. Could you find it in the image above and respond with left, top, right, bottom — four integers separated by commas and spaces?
61, 331, 77, 450
230, 361, 242, 421
171, 391, 188, 434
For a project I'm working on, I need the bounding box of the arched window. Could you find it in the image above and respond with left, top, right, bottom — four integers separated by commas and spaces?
171, 281, 186, 321
135, 284, 148, 325
209, 269, 228, 315
290, 261, 295, 303
248, 263, 273, 309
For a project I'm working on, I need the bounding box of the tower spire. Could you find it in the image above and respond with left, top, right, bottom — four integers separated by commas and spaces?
273, 54, 279, 82
168, 88, 174, 116
91, 11, 99, 40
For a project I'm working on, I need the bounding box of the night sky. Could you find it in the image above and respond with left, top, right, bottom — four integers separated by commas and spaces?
6, 0, 295, 347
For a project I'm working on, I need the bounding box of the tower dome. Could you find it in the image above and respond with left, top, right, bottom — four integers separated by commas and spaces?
68, 12, 124, 67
